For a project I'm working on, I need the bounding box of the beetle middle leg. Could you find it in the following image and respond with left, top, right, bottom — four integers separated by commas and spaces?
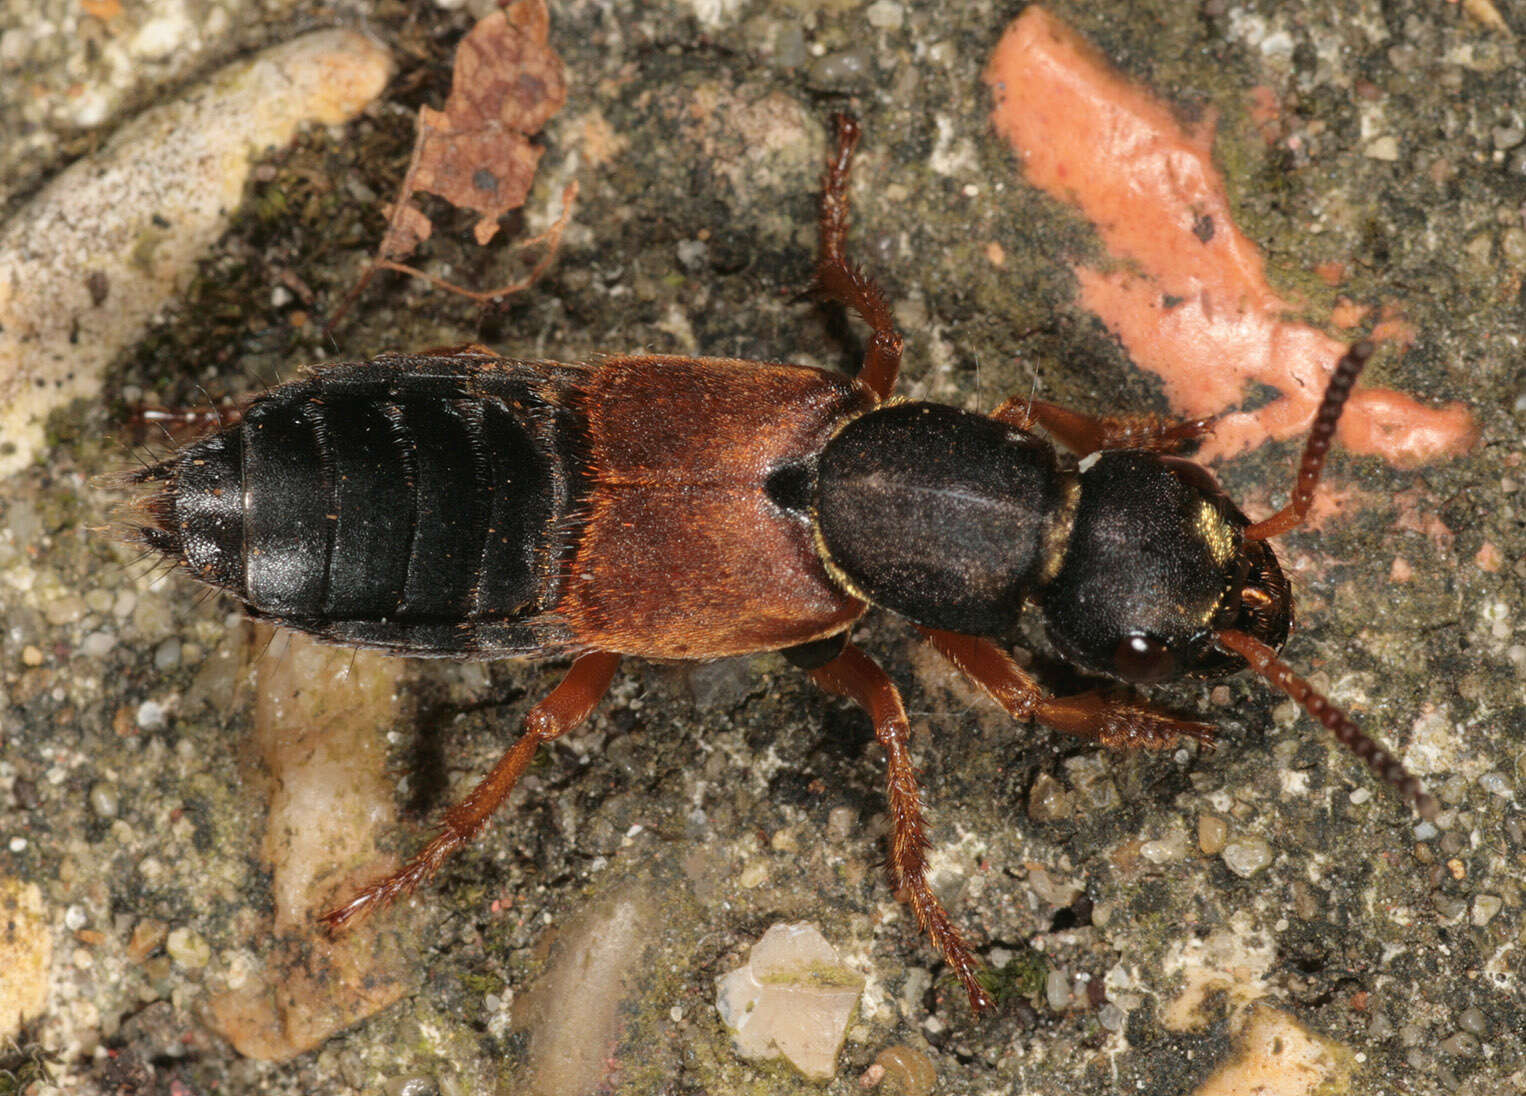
919, 628, 1217, 750
990, 396, 1213, 456
816, 113, 903, 400
810, 642, 995, 1013
320, 650, 621, 931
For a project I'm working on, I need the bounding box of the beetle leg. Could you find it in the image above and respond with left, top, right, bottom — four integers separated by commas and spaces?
810, 642, 995, 1013
816, 113, 904, 400
919, 628, 1218, 749
320, 650, 621, 932
990, 397, 1213, 456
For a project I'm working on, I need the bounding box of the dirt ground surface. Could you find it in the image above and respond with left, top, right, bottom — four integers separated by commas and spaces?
2, 1, 1523, 1094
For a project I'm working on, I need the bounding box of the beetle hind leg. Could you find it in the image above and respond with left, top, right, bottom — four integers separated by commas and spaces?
320, 650, 621, 932
919, 628, 1217, 750
810, 642, 995, 1013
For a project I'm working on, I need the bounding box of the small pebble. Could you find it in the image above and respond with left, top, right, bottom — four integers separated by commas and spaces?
1492, 125, 1525, 150
1221, 836, 1273, 877
126, 919, 168, 963
136, 700, 167, 731
825, 806, 856, 843
675, 239, 708, 272
865, 1, 904, 30
165, 926, 211, 969
1457, 1006, 1488, 1037
1476, 771, 1510, 797
686, 657, 751, 710
1431, 892, 1467, 920
872, 1044, 935, 1096
44, 595, 87, 626
1439, 1032, 1480, 1057
1439, 773, 1470, 806
1140, 830, 1187, 863
81, 630, 116, 658
1063, 755, 1119, 809
1471, 894, 1502, 926
1198, 814, 1228, 855
808, 48, 873, 90
1045, 968, 1071, 1011
385, 1076, 440, 1096
153, 638, 181, 671
89, 782, 119, 819
1027, 772, 1071, 821
716, 923, 864, 1080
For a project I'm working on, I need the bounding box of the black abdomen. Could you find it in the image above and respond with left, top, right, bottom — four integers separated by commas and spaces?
133, 355, 587, 656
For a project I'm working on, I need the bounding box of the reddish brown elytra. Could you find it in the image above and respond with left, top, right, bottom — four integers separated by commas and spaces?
126, 115, 1431, 1013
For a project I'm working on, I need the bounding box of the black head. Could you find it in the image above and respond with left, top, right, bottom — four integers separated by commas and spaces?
1038, 451, 1289, 684
1037, 341, 1435, 817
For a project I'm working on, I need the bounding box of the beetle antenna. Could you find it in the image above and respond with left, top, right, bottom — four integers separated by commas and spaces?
1217, 628, 1436, 818
1244, 340, 1373, 541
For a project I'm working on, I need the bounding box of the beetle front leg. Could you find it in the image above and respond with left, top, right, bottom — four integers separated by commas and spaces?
810, 642, 994, 1013
919, 628, 1217, 750
320, 650, 621, 932
816, 113, 903, 400
990, 397, 1213, 456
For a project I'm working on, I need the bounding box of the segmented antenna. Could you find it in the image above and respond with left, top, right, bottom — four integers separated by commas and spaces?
1227, 340, 1436, 817
1244, 340, 1373, 542
1218, 630, 1436, 818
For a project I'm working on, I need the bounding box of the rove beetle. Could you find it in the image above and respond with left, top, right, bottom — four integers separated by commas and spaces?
125, 115, 1434, 1013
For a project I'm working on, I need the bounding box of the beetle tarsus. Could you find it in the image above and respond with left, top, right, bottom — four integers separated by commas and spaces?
991, 398, 1215, 456
919, 628, 1218, 751
321, 651, 621, 931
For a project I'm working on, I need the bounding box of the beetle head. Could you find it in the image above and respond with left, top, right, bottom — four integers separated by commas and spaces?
1038, 450, 1289, 685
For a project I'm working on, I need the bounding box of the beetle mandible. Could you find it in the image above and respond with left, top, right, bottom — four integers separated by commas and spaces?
126, 114, 1433, 1013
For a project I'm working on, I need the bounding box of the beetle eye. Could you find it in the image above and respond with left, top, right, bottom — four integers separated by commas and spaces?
1114, 634, 1177, 682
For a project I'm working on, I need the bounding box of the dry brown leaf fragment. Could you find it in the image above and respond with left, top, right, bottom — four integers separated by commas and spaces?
329, 0, 571, 329
394, 0, 567, 253
380, 201, 434, 260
